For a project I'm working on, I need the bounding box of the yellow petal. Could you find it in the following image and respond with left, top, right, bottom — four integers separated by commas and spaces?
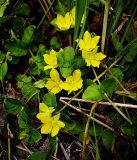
90, 36, 100, 49
60, 82, 71, 91
95, 52, 106, 60
39, 103, 49, 112
73, 69, 81, 82
50, 69, 60, 82
36, 113, 52, 123
41, 123, 52, 134
65, 12, 71, 29
79, 39, 86, 50
51, 125, 59, 137
53, 113, 60, 121
51, 85, 61, 94
45, 80, 61, 94
43, 50, 57, 66
44, 65, 57, 71
56, 14, 65, 30
90, 59, 100, 68
57, 121, 65, 128
83, 31, 92, 50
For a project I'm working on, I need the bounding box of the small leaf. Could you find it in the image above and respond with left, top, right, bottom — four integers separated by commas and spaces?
34, 80, 45, 88
82, 83, 103, 101
29, 129, 42, 143
6, 40, 27, 57
121, 126, 136, 137
99, 78, 116, 97
63, 46, 75, 62
21, 83, 39, 102
60, 67, 73, 78
89, 125, 103, 137
0, 62, 8, 81
62, 114, 75, 131
22, 25, 36, 46
0, 0, 9, 17
4, 98, 24, 115
112, 33, 123, 52
15, 3, 30, 16
50, 36, 61, 49
43, 92, 57, 108
27, 152, 48, 160
102, 130, 115, 150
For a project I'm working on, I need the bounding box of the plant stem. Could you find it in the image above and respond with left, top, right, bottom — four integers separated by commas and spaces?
101, 0, 109, 53
82, 102, 98, 160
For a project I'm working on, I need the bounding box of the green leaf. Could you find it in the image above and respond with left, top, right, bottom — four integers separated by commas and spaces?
0, 0, 9, 17
34, 80, 45, 88
21, 83, 39, 102
82, 83, 103, 101
60, 67, 73, 78
48, 136, 57, 153
50, 36, 61, 49
22, 25, 36, 46
27, 152, 48, 160
43, 92, 57, 108
0, 62, 8, 81
121, 126, 136, 137
19, 129, 30, 140
102, 131, 115, 150
112, 33, 123, 52
6, 40, 27, 57
4, 98, 25, 115
29, 129, 42, 143
18, 109, 30, 129
110, 68, 123, 81
89, 125, 103, 137
63, 46, 75, 62
99, 78, 116, 97
123, 42, 137, 62
0, 51, 5, 63
63, 114, 75, 131
70, 122, 83, 134
15, 3, 31, 16
73, 56, 85, 69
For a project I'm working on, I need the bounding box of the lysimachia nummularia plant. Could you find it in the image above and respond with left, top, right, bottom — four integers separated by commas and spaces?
35, 6, 106, 137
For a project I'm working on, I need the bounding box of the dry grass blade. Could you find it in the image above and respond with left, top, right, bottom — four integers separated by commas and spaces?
60, 97, 137, 109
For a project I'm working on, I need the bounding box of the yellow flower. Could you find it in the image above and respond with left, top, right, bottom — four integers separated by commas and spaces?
44, 50, 58, 71
60, 69, 83, 94
70, 7, 75, 27
54, 12, 72, 31
82, 46, 106, 67
36, 103, 55, 123
45, 69, 63, 94
77, 31, 100, 51
40, 113, 65, 137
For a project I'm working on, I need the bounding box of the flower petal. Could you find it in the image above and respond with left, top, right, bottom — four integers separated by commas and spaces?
73, 69, 81, 82
53, 114, 60, 121
95, 52, 106, 60
51, 125, 59, 137
90, 36, 100, 49
57, 121, 65, 128
41, 123, 52, 134
36, 113, 52, 123
50, 69, 60, 81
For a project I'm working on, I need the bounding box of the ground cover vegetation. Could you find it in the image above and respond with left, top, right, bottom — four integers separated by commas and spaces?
0, 0, 137, 159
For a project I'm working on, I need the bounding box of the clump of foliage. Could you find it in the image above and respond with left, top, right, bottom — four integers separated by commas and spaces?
0, 0, 137, 159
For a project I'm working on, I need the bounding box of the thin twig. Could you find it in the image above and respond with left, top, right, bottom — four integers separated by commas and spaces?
16, 145, 32, 154
21, 142, 32, 154
58, 138, 70, 160
60, 97, 137, 109
82, 102, 98, 160
60, 99, 114, 132
101, 0, 109, 53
